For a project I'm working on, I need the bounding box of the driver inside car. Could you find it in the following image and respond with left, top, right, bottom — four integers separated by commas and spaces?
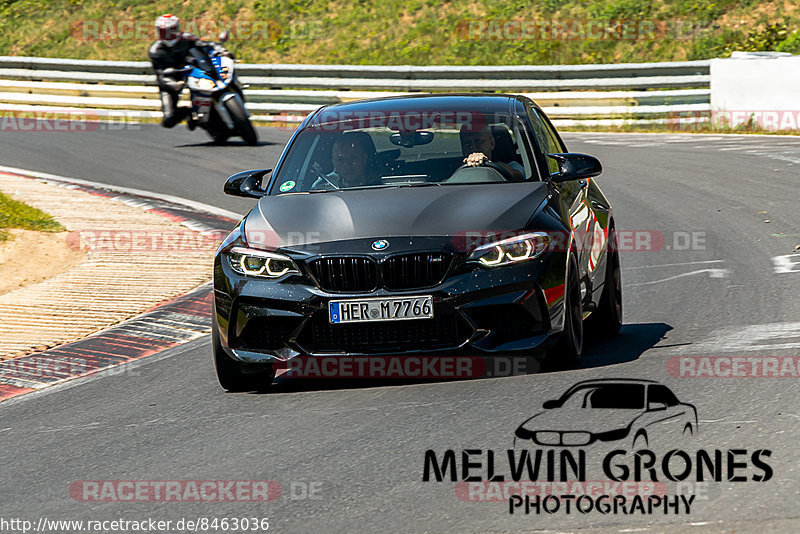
312, 132, 378, 190
460, 124, 524, 180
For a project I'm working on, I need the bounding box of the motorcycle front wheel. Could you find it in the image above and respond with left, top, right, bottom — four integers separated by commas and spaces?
225, 97, 258, 146
201, 112, 229, 145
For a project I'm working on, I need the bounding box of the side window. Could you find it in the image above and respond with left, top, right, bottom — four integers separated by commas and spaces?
648, 385, 679, 407
541, 114, 566, 154
526, 105, 560, 175
509, 120, 534, 180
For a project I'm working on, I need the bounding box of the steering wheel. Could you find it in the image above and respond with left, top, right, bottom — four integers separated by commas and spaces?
310, 162, 339, 190
445, 162, 515, 183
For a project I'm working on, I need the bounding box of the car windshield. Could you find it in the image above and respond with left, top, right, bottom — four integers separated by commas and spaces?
269, 112, 534, 194
560, 384, 646, 409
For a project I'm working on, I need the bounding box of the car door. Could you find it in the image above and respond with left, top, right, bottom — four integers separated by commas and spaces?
643, 384, 692, 445
525, 104, 593, 285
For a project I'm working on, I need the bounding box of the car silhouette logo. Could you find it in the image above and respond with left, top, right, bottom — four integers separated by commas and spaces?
371, 240, 389, 251
513, 379, 698, 449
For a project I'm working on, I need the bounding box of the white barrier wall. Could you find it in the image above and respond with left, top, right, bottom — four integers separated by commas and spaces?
710, 53, 800, 129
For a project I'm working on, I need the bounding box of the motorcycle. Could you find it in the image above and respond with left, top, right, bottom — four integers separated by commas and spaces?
184, 33, 258, 145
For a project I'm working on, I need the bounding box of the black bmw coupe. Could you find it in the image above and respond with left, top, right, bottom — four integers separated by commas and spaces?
212, 94, 622, 391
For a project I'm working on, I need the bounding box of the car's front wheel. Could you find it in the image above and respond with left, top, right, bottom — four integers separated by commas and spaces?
213, 320, 274, 392
589, 222, 622, 335
546, 254, 583, 369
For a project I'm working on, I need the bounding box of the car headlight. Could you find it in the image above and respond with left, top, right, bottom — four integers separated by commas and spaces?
227, 246, 299, 278
466, 232, 550, 268
534, 431, 561, 446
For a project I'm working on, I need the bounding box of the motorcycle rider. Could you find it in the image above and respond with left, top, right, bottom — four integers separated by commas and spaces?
148, 14, 232, 129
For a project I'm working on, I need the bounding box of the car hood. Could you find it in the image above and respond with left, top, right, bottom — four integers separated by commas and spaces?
519, 408, 643, 434
245, 182, 549, 248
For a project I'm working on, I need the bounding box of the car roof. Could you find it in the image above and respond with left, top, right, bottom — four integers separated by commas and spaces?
563, 378, 660, 391
571, 378, 660, 385
304, 93, 524, 128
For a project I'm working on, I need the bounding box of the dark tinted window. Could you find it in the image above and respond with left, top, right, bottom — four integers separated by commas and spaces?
270, 113, 533, 194
564, 384, 646, 409
525, 105, 561, 174
648, 385, 680, 407
540, 113, 566, 154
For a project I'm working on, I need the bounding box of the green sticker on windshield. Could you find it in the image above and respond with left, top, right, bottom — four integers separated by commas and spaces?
279, 180, 296, 192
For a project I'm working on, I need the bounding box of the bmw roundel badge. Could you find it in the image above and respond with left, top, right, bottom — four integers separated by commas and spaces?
371, 239, 389, 251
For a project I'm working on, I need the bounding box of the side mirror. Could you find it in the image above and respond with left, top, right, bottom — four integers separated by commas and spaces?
548, 153, 602, 183
219, 30, 230, 43
647, 401, 667, 412
224, 169, 272, 198
542, 399, 560, 409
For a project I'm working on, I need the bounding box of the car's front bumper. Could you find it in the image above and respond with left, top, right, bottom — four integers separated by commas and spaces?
213, 252, 568, 364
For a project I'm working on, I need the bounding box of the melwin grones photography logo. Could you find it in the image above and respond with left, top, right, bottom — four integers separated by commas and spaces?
422, 379, 773, 516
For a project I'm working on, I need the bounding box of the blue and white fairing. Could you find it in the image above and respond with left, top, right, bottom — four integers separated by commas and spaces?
185, 54, 238, 126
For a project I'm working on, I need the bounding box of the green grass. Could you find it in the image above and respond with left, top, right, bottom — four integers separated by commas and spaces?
0, 0, 798, 65
0, 192, 64, 241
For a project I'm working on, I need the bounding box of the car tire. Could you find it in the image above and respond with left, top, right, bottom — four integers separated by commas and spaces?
225, 96, 258, 146
588, 222, 622, 336
212, 319, 274, 392
545, 254, 583, 369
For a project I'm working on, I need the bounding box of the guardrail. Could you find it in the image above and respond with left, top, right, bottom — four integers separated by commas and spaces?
0, 56, 711, 126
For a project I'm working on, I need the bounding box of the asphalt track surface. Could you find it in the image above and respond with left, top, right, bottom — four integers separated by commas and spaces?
1, 125, 799, 533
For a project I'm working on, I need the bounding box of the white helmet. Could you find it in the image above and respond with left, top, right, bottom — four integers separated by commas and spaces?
155, 14, 181, 42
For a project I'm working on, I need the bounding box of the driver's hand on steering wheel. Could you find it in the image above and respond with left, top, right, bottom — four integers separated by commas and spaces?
464, 152, 490, 167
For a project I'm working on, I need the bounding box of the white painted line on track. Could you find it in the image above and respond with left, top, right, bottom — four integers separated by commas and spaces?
624, 259, 725, 270
772, 254, 800, 273
628, 268, 731, 286
671, 322, 800, 353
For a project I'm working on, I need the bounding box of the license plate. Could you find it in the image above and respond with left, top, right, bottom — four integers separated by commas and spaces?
329, 296, 433, 324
